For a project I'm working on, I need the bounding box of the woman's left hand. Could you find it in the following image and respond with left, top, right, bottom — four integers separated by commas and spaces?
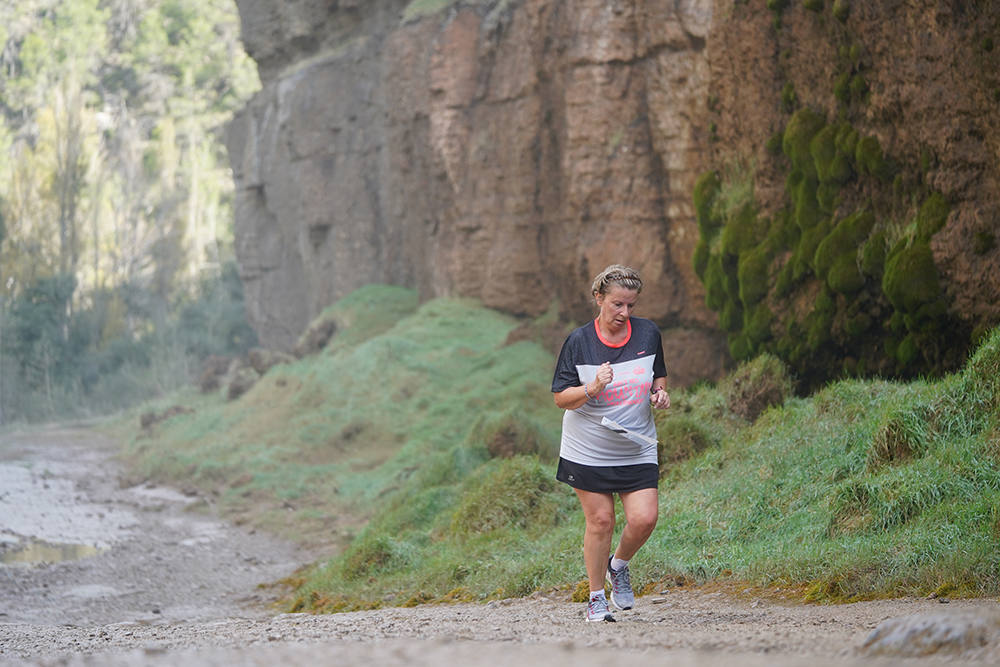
651, 388, 671, 410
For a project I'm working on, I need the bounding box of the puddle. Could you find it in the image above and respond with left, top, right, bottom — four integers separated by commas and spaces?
1, 538, 101, 565
0, 461, 136, 548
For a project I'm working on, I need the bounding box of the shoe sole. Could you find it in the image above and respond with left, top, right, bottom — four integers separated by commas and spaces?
609, 595, 633, 611
586, 614, 616, 622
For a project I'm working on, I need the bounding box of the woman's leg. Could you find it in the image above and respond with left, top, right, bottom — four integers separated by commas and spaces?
613, 487, 659, 561
573, 488, 616, 592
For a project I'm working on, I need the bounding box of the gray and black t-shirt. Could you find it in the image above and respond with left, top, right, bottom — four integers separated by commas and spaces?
551, 317, 667, 466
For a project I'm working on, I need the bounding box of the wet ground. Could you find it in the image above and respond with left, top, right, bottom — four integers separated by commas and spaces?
0, 425, 307, 628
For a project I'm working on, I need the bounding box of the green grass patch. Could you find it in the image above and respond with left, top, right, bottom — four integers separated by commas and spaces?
118, 287, 1000, 609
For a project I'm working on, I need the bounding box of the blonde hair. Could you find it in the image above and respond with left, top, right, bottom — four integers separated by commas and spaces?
591, 264, 642, 297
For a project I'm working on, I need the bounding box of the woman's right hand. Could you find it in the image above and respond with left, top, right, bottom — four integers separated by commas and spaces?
593, 362, 613, 392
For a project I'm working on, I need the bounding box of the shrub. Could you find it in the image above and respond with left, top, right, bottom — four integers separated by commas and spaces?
657, 416, 717, 471
469, 409, 556, 460
449, 457, 561, 537
719, 353, 795, 421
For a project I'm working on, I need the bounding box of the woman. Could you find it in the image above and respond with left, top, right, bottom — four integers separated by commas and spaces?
551, 264, 670, 622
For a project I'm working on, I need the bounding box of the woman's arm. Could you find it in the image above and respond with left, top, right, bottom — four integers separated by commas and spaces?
553, 362, 613, 410
553, 383, 596, 411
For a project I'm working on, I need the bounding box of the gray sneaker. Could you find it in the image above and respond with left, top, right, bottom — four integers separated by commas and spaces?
586, 595, 616, 622
606, 559, 634, 610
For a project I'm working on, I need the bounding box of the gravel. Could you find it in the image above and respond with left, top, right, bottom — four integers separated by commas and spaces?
1, 426, 998, 666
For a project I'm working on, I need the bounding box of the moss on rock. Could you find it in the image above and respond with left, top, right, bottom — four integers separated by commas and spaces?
783, 109, 827, 177
855, 135, 891, 181
745, 302, 775, 344
882, 241, 940, 314
694, 170, 723, 237
693, 239, 710, 279
915, 193, 950, 240
738, 245, 772, 305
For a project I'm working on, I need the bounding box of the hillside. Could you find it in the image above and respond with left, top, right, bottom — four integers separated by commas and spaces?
121, 285, 1000, 609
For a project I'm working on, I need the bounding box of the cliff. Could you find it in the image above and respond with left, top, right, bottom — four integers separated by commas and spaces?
226, 0, 999, 387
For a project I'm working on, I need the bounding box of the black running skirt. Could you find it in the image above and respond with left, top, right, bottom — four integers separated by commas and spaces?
556, 457, 659, 494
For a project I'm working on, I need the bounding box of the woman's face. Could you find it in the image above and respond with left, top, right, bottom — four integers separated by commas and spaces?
596, 285, 638, 330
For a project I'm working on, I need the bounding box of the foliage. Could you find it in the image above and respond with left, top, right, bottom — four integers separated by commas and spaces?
718, 353, 794, 422
0, 261, 254, 422
0, 0, 259, 423
116, 282, 1000, 609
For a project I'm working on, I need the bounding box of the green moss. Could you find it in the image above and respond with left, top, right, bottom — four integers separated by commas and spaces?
882, 241, 940, 313
770, 208, 799, 247
738, 245, 771, 305
813, 212, 874, 294
704, 254, 728, 310
833, 73, 851, 104
796, 218, 832, 277
914, 193, 949, 240
896, 334, 919, 365
860, 230, 887, 278
774, 257, 796, 296
814, 211, 873, 276
744, 303, 775, 344
693, 239, 711, 279
803, 0, 823, 12
982, 37, 995, 52
848, 74, 868, 102
694, 171, 723, 237
855, 135, 891, 181
833, 0, 849, 22
806, 305, 834, 351
783, 109, 827, 176
767, 0, 791, 10
810, 125, 837, 181
919, 147, 935, 173
720, 300, 744, 332
791, 174, 824, 229
834, 124, 859, 156
848, 43, 863, 67
723, 252, 741, 299
781, 82, 798, 113
844, 312, 872, 337
721, 203, 764, 257
827, 254, 866, 294
728, 333, 753, 360
817, 183, 840, 214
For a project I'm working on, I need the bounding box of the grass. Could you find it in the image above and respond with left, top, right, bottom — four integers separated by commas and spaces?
114, 284, 1000, 611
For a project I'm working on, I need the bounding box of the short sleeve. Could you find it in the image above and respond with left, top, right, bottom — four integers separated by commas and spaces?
551, 331, 583, 393
653, 330, 667, 379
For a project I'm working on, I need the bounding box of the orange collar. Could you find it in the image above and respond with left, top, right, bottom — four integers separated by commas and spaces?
593, 318, 631, 348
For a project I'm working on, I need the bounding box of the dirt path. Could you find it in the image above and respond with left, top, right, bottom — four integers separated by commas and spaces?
1, 426, 998, 666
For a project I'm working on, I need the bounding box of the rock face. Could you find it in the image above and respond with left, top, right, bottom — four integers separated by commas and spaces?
225, 0, 999, 386
226, 0, 723, 386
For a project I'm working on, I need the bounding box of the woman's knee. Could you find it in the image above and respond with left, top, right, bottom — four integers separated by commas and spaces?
585, 509, 615, 534
627, 507, 658, 535
635, 512, 658, 535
